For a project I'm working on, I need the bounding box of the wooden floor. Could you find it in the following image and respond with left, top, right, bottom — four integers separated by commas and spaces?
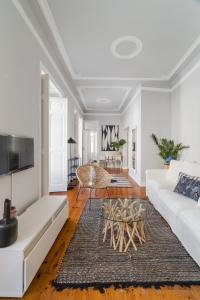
3, 170, 200, 300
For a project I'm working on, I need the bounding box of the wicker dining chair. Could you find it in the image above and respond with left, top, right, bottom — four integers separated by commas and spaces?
75, 164, 112, 208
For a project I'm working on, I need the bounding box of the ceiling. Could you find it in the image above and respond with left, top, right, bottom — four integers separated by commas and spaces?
78, 86, 131, 111
36, 0, 200, 114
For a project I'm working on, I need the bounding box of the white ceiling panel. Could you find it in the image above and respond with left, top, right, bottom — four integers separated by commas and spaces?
35, 0, 200, 112
47, 0, 200, 79
78, 87, 131, 111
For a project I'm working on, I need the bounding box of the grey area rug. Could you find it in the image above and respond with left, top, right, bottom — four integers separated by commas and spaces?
52, 199, 200, 291
109, 174, 132, 187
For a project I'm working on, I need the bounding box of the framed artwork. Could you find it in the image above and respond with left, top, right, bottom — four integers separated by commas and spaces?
101, 125, 119, 151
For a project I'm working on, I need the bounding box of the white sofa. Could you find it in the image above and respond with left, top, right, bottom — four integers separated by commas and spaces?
146, 160, 200, 266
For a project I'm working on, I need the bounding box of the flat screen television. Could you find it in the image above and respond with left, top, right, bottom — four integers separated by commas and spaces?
0, 135, 34, 176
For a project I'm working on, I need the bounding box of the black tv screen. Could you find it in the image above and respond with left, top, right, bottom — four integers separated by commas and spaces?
0, 135, 34, 175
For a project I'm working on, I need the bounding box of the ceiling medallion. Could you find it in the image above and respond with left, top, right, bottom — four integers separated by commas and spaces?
96, 98, 110, 104
110, 36, 143, 59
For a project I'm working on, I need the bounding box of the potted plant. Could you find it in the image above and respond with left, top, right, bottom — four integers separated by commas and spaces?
151, 134, 189, 167
110, 139, 126, 152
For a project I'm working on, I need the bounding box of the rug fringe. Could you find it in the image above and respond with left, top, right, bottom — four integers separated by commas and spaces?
51, 280, 200, 293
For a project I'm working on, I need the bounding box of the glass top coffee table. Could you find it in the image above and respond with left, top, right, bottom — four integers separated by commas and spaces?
100, 198, 152, 252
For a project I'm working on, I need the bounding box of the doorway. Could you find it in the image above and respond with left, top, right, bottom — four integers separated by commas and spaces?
83, 121, 99, 164
123, 127, 129, 170
40, 68, 68, 194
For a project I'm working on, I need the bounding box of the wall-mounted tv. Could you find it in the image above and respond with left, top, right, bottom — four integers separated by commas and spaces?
0, 135, 34, 176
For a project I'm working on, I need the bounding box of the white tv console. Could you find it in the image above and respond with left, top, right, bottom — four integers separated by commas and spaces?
0, 195, 68, 297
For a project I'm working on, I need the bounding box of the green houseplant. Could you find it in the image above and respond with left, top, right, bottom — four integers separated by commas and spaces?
110, 139, 126, 151
151, 134, 189, 165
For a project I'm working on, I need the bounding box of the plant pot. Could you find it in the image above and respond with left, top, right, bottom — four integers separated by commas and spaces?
163, 164, 170, 169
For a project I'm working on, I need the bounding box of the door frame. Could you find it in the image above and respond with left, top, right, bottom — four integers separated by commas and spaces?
40, 73, 49, 196
40, 63, 65, 196
123, 127, 130, 170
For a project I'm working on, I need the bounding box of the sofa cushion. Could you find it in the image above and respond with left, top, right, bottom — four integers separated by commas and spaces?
147, 178, 175, 192
174, 172, 200, 201
179, 208, 200, 241
166, 160, 200, 185
158, 189, 197, 216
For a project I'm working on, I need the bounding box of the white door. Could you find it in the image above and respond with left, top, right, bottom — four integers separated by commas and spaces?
49, 97, 67, 192
83, 130, 98, 163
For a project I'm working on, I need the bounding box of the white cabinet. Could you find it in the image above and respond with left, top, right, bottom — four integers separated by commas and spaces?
0, 195, 68, 297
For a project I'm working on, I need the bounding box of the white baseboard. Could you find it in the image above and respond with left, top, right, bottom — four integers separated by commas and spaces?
128, 171, 146, 187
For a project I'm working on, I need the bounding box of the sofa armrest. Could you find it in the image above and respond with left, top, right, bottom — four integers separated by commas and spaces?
146, 169, 168, 181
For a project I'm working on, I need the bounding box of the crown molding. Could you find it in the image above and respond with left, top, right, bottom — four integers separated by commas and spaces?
77, 86, 131, 111
74, 75, 166, 81
36, 0, 200, 83
166, 34, 200, 79
83, 112, 121, 117
77, 86, 87, 109
171, 56, 200, 92
37, 0, 76, 77
142, 87, 171, 93
12, 0, 83, 114
121, 86, 141, 115
84, 55, 200, 116
12, 0, 200, 116
118, 87, 131, 110
34, 0, 169, 81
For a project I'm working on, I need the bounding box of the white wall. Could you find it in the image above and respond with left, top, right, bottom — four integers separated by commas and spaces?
67, 100, 80, 158
171, 65, 200, 163
141, 90, 171, 184
0, 1, 81, 216
121, 90, 142, 185
121, 89, 171, 186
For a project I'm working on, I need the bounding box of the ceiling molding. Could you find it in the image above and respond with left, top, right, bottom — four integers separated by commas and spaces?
83, 55, 200, 116
12, 0, 83, 114
36, 1, 200, 82
83, 112, 121, 116
35, 0, 168, 81
96, 98, 110, 104
141, 87, 171, 93
122, 86, 141, 115
171, 56, 200, 92
166, 34, 200, 80
37, 0, 76, 77
118, 88, 131, 110
12, 0, 200, 116
143, 57, 200, 93
110, 35, 143, 59
74, 75, 167, 81
77, 86, 88, 109
77, 86, 131, 111
83, 55, 200, 115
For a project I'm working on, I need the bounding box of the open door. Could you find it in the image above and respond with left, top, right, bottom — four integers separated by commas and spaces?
49, 97, 68, 192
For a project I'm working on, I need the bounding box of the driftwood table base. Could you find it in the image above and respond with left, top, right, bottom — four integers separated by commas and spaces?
102, 199, 146, 252
103, 219, 145, 252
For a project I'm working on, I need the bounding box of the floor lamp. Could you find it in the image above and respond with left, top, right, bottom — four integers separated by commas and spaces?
67, 137, 77, 190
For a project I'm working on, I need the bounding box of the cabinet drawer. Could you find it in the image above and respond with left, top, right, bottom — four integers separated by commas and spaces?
24, 205, 67, 291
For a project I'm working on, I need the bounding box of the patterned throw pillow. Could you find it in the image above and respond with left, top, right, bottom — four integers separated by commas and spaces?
174, 172, 200, 201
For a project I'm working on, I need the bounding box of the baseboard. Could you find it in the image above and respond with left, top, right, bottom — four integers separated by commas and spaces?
128, 172, 146, 188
